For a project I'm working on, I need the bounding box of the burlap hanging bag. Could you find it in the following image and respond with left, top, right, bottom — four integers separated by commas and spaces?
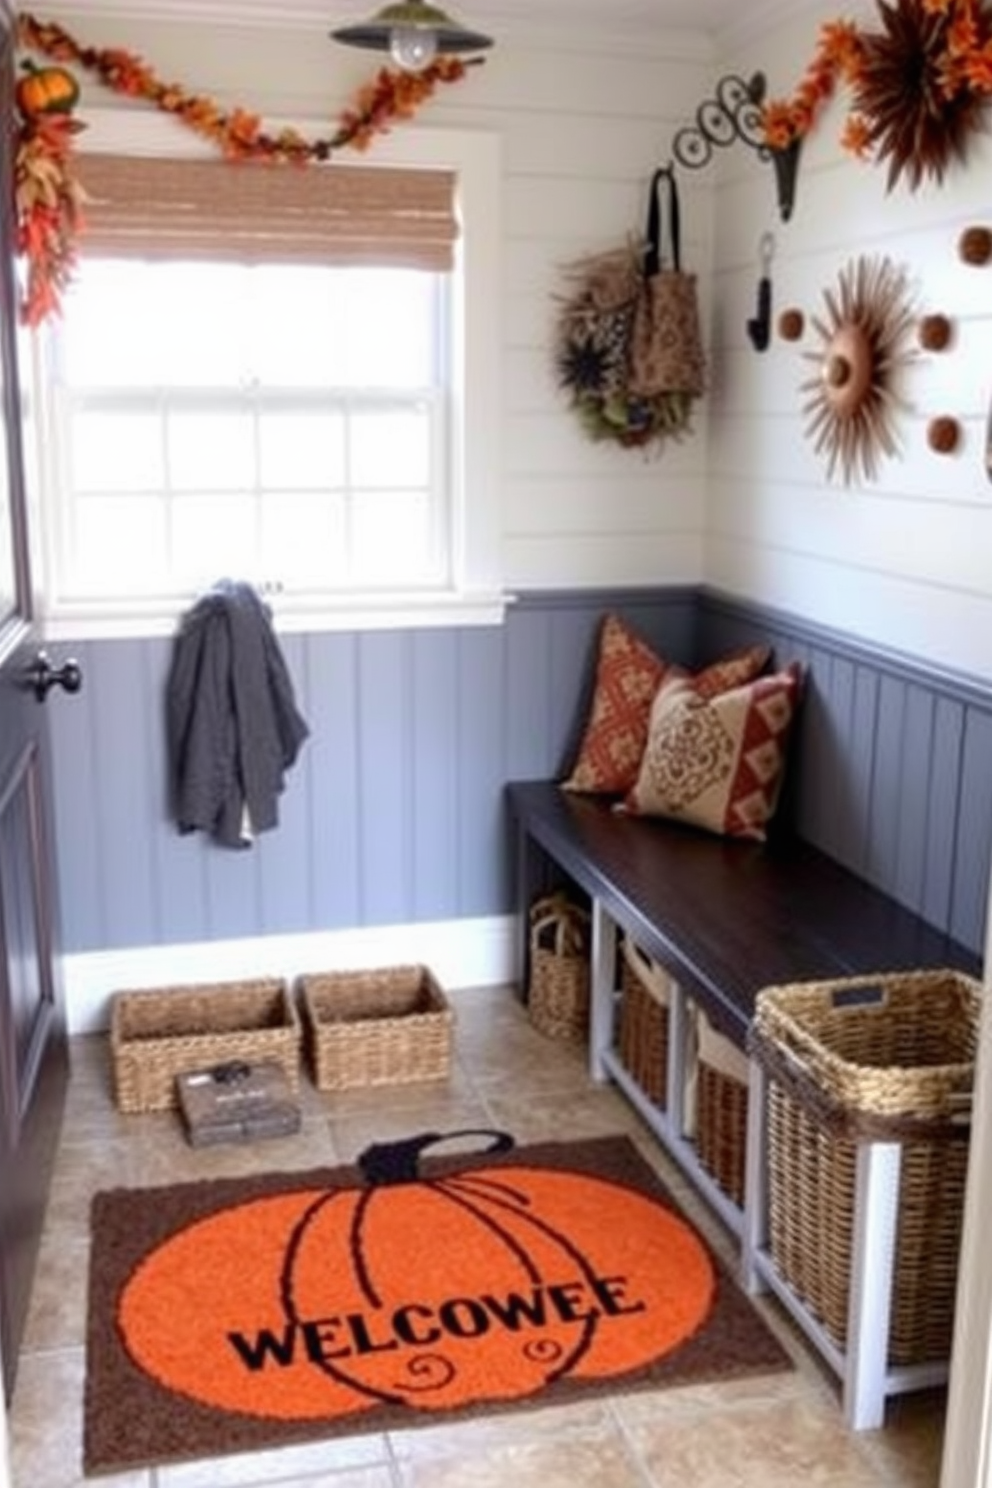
628, 166, 706, 399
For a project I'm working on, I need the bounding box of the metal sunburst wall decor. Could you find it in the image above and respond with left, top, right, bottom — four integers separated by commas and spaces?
801, 255, 916, 485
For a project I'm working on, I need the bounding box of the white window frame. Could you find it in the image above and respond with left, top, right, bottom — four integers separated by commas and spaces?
30, 109, 505, 639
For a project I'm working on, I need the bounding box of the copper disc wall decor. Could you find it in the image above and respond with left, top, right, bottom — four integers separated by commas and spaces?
801, 255, 915, 485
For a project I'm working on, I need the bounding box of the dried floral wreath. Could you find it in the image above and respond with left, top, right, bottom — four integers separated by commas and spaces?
762, 0, 992, 192
801, 255, 916, 484
553, 243, 698, 451
13, 14, 479, 326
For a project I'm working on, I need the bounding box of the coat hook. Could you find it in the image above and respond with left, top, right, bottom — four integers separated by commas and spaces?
746, 232, 775, 352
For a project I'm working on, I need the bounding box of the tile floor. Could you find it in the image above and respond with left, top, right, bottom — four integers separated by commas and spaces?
10, 984, 947, 1488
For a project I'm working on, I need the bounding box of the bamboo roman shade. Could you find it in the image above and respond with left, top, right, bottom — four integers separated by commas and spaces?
73, 154, 459, 270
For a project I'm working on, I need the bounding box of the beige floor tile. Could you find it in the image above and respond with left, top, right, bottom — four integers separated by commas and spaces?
21, 1234, 89, 1352
397, 1436, 642, 1487
329, 1097, 496, 1166
309, 1055, 480, 1117
394, 1410, 643, 1487
389, 1398, 616, 1461
481, 1083, 649, 1146
9, 1349, 95, 1488
46, 1138, 142, 1240
256, 1471, 397, 1488
856, 1388, 947, 1488
610, 1366, 816, 1426
154, 1430, 390, 1487
462, 1033, 592, 1095
126, 1112, 338, 1186
622, 1393, 901, 1487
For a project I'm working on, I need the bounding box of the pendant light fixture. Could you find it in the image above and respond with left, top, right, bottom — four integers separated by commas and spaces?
331, 1, 494, 74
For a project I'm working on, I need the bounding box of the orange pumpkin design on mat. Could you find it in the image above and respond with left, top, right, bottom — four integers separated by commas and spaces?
117, 1131, 715, 1421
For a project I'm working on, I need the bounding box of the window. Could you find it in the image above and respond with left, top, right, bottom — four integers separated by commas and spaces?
32, 114, 503, 637
51, 258, 447, 601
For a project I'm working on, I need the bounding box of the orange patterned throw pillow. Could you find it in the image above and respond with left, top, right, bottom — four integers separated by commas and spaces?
562, 614, 771, 796
623, 664, 804, 840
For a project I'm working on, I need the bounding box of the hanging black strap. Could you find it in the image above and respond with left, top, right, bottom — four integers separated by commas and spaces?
644, 165, 681, 276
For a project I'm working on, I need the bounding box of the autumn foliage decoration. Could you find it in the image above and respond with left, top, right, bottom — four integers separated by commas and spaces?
763, 0, 992, 191
13, 13, 478, 326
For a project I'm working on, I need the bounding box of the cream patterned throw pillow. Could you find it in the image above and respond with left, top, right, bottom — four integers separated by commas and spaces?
623, 664, 804, 840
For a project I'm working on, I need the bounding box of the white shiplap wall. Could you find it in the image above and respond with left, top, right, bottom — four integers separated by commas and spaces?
36, 8, 719, 595
711, 1, 992, 680
29, 5, 992, 670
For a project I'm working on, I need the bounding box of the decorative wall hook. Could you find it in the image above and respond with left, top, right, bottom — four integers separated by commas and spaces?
671, 72, 800, 222
746, 232, 775, 352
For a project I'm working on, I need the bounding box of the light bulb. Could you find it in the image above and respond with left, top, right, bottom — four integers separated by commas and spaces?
388, 24, 438, 71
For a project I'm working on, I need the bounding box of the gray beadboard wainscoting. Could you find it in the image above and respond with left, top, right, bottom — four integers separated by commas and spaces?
47, 588, 992, 966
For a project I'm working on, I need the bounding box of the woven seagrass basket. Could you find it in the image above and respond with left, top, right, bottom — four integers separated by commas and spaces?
750, 968, 980, 1366
695, 1008, 749, 1208
299, 965, 453, 1089
617, 937, 671, 1105
111, 977, 301, 1114
527, 893, 590, 1043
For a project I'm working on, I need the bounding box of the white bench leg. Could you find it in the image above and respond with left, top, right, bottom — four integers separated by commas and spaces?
741, 1057, 769, 1293
588, 900, 616, 1082
843, 1140, 902, 1431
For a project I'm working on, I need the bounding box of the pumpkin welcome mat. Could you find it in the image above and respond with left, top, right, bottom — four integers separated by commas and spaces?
84, 1131, 791, 1475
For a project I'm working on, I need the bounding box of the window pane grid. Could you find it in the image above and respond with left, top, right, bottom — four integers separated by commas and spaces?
49, 260, 450, 605
56, 390, 445, 600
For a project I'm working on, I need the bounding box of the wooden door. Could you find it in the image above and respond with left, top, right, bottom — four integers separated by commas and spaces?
0, 0, 71, 1405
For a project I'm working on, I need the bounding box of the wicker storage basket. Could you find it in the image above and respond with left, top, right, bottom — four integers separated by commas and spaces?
111, 977, 301, 1114
695, 1007, 749, 1207
527, 893, 590, 1043
299, 965, 452, 1089
617, 937, 671, 1105
750, 969, 981, 1366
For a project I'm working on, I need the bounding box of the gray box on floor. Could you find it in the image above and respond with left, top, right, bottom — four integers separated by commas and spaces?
175, 1059, 301, 1146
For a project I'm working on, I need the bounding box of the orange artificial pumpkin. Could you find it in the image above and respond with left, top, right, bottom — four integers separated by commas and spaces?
15, 61, 80, 120
117, 1132, 716, 1422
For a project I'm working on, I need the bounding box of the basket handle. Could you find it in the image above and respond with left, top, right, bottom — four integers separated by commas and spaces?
621, 937, 671, 1003
529, 892, 587, 924
532, 911, 588, 958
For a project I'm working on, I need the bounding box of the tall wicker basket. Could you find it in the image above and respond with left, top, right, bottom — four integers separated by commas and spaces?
527, 893, 590, 1042
750, 969, 980, 1367
617, 937, 671, 1105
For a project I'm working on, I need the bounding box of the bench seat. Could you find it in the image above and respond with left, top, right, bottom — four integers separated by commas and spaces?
508, 780, 979, 1047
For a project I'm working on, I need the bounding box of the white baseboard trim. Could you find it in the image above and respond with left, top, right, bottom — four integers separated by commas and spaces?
62, 915, 519, 1034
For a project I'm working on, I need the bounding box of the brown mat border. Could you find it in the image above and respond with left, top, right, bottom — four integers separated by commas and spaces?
85, 1133, 791, 1476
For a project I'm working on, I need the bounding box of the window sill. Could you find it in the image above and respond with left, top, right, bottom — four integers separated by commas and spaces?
39, 589, 517, 643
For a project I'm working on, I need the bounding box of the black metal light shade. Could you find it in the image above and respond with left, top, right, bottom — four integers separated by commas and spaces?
331, 2, 493, 72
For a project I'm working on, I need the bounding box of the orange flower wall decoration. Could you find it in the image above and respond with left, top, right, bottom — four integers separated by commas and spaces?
13, 13, 480, 326
762, 0, 992, 189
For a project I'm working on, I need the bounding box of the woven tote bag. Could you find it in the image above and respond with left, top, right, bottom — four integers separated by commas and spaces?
628, 165, 705, 399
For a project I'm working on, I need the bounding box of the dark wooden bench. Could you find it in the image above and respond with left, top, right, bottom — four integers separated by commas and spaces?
508, 780, 978, 1046
507, 779, 981, 1427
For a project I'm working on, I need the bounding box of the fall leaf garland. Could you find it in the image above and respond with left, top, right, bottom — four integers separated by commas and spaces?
13, 13, 479, 326
763, 0, 992, 190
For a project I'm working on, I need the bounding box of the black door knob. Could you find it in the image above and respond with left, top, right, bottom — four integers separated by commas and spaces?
28, 651, 83, 701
